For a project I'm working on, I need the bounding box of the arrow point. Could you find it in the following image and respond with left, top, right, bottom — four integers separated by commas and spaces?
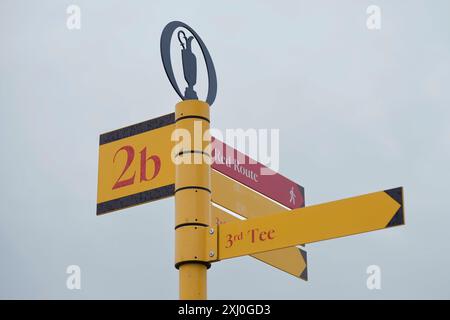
384, 187, 405, 228
384, 187, 403, 205
297, 184, 305, 208
298, 248, 308, 281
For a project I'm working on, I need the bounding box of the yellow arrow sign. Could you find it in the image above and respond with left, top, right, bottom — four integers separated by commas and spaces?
211, 206, 307, 280
217, 187, 404, 260
211, 170, 290, 219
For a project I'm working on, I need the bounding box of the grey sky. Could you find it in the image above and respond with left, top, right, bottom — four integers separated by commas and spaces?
1, 0, 450, 299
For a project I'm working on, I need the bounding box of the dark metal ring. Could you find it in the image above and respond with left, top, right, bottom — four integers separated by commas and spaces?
160, 21, 217, 106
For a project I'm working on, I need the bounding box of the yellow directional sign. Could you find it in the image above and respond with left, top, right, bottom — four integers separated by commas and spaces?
217, 187, 404, 260
211, 206, 307, 280
211, 170, 290, 219
97, 114, 175, 215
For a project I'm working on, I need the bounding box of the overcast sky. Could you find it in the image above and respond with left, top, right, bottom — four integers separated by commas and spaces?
1, 0, 450, 299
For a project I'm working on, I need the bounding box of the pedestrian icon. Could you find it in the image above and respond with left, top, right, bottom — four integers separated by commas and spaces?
290, 186, 296, 205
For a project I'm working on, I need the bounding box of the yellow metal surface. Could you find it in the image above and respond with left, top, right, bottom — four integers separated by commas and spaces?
179, 264, 207, 300
218, 189, 403, 260
97, 124, 175, 204
176, 160, 210, 190
176, 100, 210, 120
175, 226, 210, 264
172, 118, 211, 156
175, 189, 211, 226
211, 206, 306, 278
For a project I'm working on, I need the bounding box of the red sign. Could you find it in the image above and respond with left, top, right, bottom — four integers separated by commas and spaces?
211, 138, 305, 209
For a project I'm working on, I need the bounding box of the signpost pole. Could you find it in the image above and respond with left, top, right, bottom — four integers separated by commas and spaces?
174, 100, 211, 300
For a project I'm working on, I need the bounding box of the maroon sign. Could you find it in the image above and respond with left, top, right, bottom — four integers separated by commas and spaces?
211, 138, 305, 209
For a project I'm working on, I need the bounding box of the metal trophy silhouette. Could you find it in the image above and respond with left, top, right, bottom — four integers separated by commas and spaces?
178, 30, 198, 99
160, 21, 217, 106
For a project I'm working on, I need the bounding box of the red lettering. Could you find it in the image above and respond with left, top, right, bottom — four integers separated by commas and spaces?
247, 228, 276, 243
111, 145, 161, 190
262, 231, 269, 241
140, 147, 161, 182
225, 232, 244, 248
248, 228, 259, 243
226, 234, 233, 248
112, 146, 136, 189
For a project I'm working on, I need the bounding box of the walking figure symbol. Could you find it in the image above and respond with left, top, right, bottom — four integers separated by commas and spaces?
289, 186, 296, 205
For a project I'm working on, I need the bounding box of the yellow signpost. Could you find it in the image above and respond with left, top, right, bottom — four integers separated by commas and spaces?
97, 122, 308, 279
96, 21, 407, 300
216, 188, 404, 260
